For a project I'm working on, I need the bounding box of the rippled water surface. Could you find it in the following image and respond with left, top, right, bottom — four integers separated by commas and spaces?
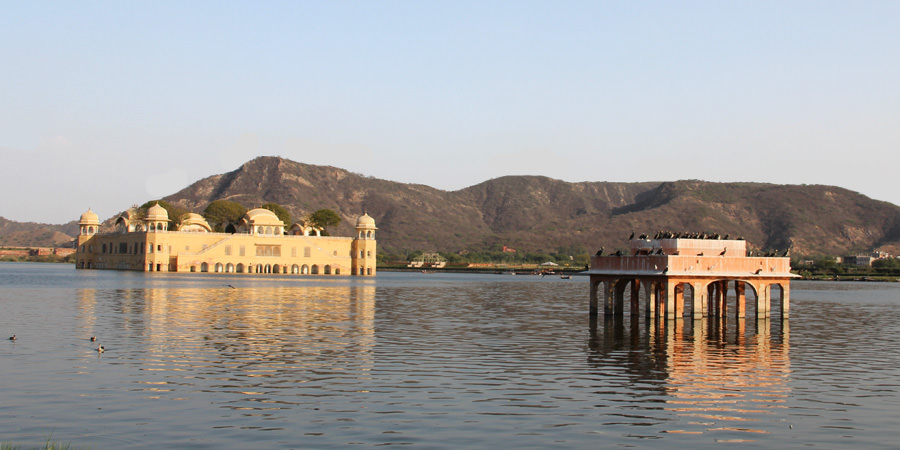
2, 262, 899, 448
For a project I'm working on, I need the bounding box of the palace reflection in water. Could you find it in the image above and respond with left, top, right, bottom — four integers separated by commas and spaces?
75, 280, 376, 410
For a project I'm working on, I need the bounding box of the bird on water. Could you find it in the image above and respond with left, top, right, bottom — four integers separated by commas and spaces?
97, 344, 105, 353
90, 336, 96, 342
8, 335, 15, 341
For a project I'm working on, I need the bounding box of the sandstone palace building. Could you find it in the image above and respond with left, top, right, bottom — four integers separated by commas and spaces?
75, 204, 377, 276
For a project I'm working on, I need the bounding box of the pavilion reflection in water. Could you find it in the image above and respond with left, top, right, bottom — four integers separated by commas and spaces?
588, 310, 790, 439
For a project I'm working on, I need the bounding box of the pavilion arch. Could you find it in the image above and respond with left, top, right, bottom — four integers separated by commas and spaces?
291, 264, 300, 274
226, 263, 234, 273
236, 263, 245, 273
324, 265, 332, 275
301, 264, 310, 274
673, 282, 696, 318
311, 265, 320, 275
768, 282, 787, 319
611, 278, 641, 317
694, 278, 767, 320
201, 262, 209, 272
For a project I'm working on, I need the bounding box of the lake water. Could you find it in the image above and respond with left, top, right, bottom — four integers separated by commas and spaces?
1, 262, 899, 449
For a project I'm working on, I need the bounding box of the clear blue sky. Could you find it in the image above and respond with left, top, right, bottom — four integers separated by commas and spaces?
2, 1, 899, 224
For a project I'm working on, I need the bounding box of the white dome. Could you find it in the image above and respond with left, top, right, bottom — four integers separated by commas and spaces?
79, 209, 100, 225
243, 208, 285, 226
356, 213, 376, 228
146, 203, 169, 221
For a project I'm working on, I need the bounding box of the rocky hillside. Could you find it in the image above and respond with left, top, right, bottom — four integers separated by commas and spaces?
5, 156, 900, 257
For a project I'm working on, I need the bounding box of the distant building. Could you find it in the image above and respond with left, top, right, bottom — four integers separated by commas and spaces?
408, 251, 446, 269
842, 255, 874, 266
75, 205, 377, 276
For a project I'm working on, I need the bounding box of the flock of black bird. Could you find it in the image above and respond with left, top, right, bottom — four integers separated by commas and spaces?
594, 231, 790, 257
630, 230, 743, 241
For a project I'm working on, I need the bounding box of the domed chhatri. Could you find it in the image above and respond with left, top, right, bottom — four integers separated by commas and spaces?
79, 209, 101, 236
177, 213, 213, 232
356, 212, 376, 228
74, 206, 377, 277
146, 202, 169, 221
80, 209, 100, 225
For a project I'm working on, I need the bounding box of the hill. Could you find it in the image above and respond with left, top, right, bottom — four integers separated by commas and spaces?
4, 156, 900, 258
0, 217, 78, 247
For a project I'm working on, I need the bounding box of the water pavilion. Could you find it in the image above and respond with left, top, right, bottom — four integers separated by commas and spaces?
587, 235, 798, 320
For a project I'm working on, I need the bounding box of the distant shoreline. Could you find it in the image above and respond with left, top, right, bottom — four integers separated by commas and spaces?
1, 260, 896, 282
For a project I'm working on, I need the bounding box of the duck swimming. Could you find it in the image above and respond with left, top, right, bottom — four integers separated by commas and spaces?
97, 344, 105, 353
8, 335, 15, 341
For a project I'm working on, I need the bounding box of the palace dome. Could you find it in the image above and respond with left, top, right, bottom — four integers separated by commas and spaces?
243, 208, 284, 226
356, 213, 376, 228
146, 203, 169, 221
178, 213, 212, 232
79, 209, 100, 225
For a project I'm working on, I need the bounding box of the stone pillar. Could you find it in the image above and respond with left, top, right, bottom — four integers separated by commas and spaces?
673, 284, 682, 319
736, 282, 746, 319
719, 280, 728, 318
604, 279, 616, 316
781, 283, 790, 319
589, 279, 599, 318
758, 283, 770, 318
646, 282, 656, 320
693, 282, 705, 319
631, 279, 641, 318
614, 280, 625, 317
665, 281, 677, 319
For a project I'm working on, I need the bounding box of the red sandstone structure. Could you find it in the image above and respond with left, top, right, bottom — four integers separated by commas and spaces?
588, 236, 797, 320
